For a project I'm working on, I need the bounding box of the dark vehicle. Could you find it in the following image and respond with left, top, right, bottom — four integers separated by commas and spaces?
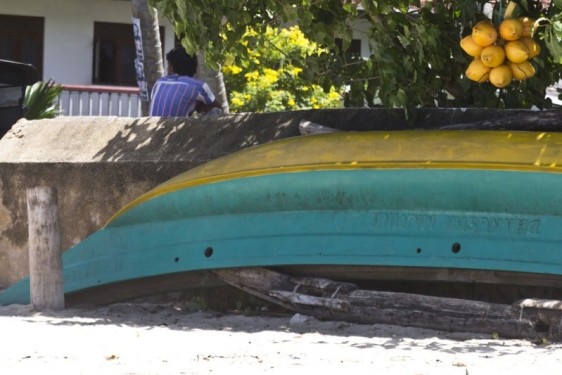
0, 59, 39, 137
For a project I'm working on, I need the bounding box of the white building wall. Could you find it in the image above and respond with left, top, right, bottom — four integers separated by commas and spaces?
1, 0, 175, 85
351, 17, 371, 59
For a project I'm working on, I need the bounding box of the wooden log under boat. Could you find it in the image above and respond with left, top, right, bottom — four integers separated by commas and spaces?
1, 130, 562, 305
213, 267, 562, 341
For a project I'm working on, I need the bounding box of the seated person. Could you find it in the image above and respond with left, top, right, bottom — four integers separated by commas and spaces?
149, 47, 222, 117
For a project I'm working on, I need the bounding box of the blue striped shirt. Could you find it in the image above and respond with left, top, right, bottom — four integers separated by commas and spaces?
149, 74, 216, 117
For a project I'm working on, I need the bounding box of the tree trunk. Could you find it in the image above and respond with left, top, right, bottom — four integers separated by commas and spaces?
214, 267, 562, 341
131, 0, 164, 116
197, 52, 230, 114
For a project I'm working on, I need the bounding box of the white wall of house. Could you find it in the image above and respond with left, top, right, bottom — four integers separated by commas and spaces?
2, 0, 175, 85
351, 17, 371, 59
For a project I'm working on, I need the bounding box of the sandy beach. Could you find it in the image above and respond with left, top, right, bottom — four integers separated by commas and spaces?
1, 301, 561, 374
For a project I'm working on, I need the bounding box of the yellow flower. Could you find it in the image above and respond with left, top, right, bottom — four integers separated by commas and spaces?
328, 91, 341, 100
291, 67, 303, 76
245, 28, 258, 37
223, 65, 243, 75
250, 51, 261, 57
231, 97, 244, 107
263, 69, 279, 84
287, 98, 295, 107
244, 71, 260, 81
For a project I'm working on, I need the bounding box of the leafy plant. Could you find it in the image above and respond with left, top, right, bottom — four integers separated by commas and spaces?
222, 26, 342, 112
539, 5, 562, 65
24, 79, 63, 120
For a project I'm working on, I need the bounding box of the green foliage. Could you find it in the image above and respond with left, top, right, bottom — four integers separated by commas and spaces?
222, 26, 342, 112
23, 80, 63, 120
541, 10, 562, 65
150, 0, 562, 112
348, 0, 562, 113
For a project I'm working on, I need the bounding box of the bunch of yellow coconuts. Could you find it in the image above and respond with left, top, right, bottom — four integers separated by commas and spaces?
461, 16, 541, 88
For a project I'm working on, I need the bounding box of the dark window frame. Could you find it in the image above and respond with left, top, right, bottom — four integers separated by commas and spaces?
93, 21, 165, 86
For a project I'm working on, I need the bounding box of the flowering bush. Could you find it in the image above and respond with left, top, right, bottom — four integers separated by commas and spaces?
223, 26, 343, 113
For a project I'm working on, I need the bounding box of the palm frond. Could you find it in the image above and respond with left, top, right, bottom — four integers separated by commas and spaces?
23, 80, 63, 120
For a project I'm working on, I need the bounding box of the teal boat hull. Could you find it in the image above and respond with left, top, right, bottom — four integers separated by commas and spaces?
1, 131, 562, 305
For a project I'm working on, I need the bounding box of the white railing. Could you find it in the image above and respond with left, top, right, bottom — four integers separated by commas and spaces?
58, 85, 142, 117
57, 82, 559, 116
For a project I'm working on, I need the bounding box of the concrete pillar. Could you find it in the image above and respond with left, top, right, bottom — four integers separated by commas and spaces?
27, 186, 64, 310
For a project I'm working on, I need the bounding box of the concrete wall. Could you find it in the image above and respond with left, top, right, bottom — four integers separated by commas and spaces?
2, 0, 175, 85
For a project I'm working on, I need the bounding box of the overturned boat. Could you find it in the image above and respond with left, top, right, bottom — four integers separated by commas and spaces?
1, 129, 562, 305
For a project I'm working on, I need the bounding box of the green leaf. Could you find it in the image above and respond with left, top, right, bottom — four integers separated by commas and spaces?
545, 23, 562, 64
175, 0, 186, 20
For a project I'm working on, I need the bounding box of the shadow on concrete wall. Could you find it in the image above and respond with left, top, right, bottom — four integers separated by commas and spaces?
91, 113, 309, 164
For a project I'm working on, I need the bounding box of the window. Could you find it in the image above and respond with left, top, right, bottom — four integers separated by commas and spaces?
0, 15, 44, 78
335, 38, 363, 61
93, 22, 137, 85
93, 22, 165, 86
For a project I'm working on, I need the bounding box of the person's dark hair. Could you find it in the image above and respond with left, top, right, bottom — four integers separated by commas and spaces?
166, 47, 197, 76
